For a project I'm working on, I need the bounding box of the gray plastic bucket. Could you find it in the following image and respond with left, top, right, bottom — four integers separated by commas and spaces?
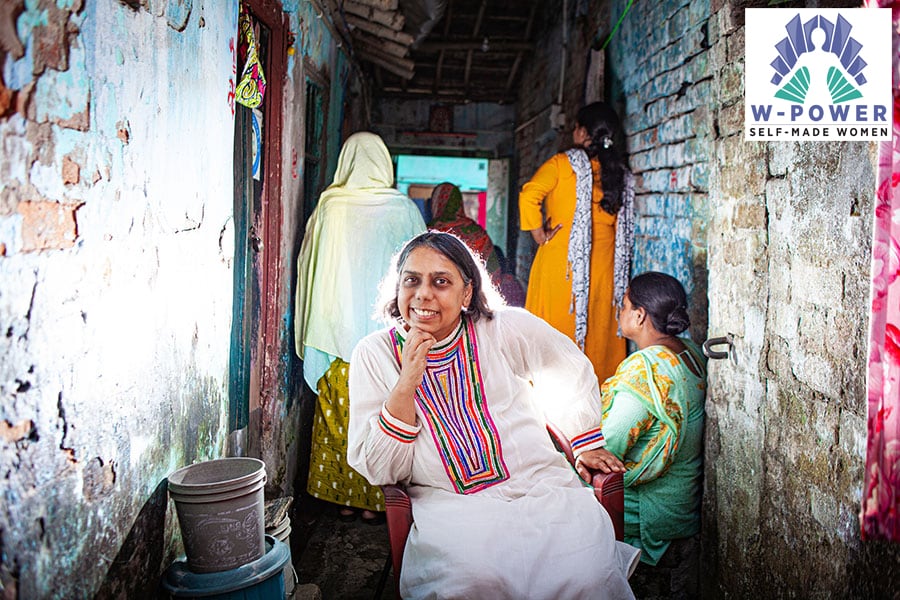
168, 457, 267, 574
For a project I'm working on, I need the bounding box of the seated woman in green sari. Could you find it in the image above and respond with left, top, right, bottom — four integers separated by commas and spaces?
596, 271, 707, 568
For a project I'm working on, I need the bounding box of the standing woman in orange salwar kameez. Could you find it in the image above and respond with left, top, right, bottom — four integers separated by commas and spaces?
519, 101, 634, 383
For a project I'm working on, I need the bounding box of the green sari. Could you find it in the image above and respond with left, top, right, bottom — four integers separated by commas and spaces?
600, 340, 707, 565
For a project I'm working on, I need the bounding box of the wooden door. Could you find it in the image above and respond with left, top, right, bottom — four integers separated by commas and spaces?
230, 0, 286, 456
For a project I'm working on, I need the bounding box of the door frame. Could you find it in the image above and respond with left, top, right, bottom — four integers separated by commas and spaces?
230, 0, 287, 456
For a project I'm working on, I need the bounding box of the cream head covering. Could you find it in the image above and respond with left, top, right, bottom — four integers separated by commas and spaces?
295, 132, 426, 389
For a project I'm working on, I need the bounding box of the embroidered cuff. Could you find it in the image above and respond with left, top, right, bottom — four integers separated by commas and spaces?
571, 427, 606, 453
379, 405, 419, 443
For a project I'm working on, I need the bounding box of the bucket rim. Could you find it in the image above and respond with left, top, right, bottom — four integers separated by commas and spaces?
168, 457, 266, 494
266, 517, 290, 537
168, 477, 265, 504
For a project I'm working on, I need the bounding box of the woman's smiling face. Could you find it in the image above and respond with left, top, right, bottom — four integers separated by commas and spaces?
398, 246, 473, 341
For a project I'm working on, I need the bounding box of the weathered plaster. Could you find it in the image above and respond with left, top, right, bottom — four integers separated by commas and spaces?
1, 1, 238, 596
698, 1, 900, 596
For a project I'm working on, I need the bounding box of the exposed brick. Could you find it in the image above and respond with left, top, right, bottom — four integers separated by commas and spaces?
0, 1, 25, 60
718, 101, 743, 137
31, 1, 74, 75
117, 121, 130, 144
17, 200, 82, 252
718, 61, 744, 107
727, 28, 745, 64
667, 6, 691, 43
689, 0, 712, 27
0, 419, 35, 443
55, 104, 90, 132
732, 202, 765, 229
688, 53, 711, 82
658, 113, 695, 143
0, 77, 12, 117
62, 155, 80, 185
15, 81, 33, 118
690, 162, 709, 190
626, 127, 658, 153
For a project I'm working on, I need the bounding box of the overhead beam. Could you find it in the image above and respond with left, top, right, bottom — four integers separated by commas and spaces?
506, 1, 538, 92
465, 0, 488, 89
418, 40, 533, 53
353, 0, 398, 11
352, 29, 409, 58
434, 0, 454, 94
357, 47, 414, 79
346, 14, 415, 45
344, 0, 405, 30
380, 86, 516, 103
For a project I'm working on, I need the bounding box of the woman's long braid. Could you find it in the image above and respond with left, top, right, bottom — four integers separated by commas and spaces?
584, 131, 624, 215
578, 102, 626, 215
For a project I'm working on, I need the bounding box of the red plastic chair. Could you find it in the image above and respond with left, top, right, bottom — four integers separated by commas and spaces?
380, 423, 625, 599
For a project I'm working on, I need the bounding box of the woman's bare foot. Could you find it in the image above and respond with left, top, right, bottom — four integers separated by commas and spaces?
361, 509, 385, 525
338, 508, 357, 522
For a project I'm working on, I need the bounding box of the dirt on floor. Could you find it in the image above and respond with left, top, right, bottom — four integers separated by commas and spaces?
289, 496, 397, 600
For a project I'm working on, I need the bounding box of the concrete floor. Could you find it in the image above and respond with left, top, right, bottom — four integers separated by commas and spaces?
289, 496, 397, 600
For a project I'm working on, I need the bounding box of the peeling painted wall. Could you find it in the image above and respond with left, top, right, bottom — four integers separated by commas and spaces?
0, 0, 363, 596
606, 0, 712, 341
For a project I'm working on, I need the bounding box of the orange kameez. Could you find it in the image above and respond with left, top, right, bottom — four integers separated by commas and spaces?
519, 153, 626, 383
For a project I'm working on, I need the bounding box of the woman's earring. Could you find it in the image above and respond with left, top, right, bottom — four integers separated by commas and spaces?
461, 305, 468, 313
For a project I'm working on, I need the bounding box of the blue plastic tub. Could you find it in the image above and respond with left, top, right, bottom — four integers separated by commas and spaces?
161, 535, 291, 599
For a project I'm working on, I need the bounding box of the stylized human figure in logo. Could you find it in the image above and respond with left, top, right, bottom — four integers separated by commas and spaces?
776, 25, 863, 104
770, 14, 867, 105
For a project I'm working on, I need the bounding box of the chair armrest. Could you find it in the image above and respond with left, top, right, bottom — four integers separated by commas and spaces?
545, 421, 576, 466
589, 469, 624, 542
546, 422, 625, 542
382, 484, 413, 591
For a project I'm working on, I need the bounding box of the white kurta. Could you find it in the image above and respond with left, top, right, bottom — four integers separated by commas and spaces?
348, 308, 640, 600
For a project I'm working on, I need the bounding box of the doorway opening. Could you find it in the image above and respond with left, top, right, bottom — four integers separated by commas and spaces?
395, 154, 510, 255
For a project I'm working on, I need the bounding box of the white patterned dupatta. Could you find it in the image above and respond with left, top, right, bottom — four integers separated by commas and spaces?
565, 149, 634, 348
565, 148, 593, 349
615, 170, 635, 310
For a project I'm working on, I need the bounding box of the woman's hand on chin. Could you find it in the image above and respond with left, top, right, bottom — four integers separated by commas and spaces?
400, 327, 436, 383
387, 327, 436, 425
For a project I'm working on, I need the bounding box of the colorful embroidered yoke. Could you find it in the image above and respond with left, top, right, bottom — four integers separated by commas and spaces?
347, 308, 640, 599
390, 320, 509, 493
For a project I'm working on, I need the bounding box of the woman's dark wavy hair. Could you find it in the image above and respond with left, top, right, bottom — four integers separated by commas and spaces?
381, 231, 496, 323
576, 101, 627, 215
627, 271, 691, 336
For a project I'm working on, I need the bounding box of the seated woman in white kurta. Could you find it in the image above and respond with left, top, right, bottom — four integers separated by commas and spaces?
347, 231, 640, 600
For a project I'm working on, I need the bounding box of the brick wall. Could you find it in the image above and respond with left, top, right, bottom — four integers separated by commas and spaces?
515, 0, 900, 595
607, 0, 713, 340
608, 0, 900, 596
0, 1, 358, 596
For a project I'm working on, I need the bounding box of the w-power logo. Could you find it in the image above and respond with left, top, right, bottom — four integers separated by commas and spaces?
745, 8, 891, 141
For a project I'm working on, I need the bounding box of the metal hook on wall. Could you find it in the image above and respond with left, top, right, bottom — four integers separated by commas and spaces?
703, 334, 737, 365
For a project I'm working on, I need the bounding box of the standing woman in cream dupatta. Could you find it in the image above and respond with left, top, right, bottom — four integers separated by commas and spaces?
518, 101, 634, 383
295, 132, 426, 520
